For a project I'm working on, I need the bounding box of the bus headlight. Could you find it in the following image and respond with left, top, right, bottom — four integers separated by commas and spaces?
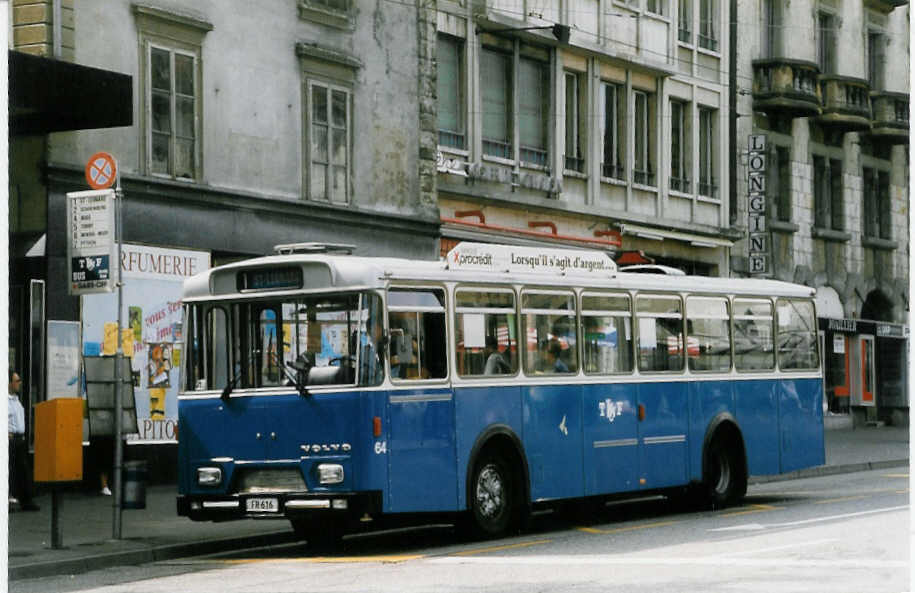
197, 467, 222, 487
317, 464, 344, 484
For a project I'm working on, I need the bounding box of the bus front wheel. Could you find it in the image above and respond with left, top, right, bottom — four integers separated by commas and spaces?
468, 450, 515, 538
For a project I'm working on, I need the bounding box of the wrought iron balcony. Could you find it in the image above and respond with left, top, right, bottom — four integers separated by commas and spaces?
817, 76, 871, 131
752, 59, 821, 118
869, 91, 909, 144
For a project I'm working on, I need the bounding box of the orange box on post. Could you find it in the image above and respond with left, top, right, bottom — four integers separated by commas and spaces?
34, 398, 83, 483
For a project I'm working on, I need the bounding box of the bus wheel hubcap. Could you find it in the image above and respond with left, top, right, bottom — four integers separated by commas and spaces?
476, 464, 505, 519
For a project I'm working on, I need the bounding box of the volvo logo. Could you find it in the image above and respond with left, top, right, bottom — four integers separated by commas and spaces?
301, 443, 351, 453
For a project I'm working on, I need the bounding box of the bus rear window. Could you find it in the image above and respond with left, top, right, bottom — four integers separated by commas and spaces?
777, 298, 818, 370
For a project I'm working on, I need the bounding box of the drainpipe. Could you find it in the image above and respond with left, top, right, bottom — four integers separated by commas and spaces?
728, 0, 737, 227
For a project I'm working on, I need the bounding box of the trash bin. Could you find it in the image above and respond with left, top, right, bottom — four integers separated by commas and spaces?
122, 460, 147, 510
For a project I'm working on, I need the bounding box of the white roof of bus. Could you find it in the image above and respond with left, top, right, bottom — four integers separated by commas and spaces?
183, 251, 815, 300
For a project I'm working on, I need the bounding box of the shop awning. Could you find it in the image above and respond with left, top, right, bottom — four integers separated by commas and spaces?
10, 51, 132, 135
617, 223, 734, 248
815, 286, 844, 319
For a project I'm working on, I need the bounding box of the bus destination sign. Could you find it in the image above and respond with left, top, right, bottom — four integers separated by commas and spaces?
238, 267, 304, 291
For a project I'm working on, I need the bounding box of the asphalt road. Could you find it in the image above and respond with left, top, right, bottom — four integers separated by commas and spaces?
12, 468, 910, 593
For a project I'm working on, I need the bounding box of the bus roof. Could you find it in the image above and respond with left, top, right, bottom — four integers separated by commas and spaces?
183, 244, 815, 301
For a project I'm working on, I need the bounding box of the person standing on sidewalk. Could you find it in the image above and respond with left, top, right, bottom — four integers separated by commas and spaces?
8, 371, 39, 511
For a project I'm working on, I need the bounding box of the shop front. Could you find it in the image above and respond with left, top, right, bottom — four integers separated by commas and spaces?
820, 317, 909, 427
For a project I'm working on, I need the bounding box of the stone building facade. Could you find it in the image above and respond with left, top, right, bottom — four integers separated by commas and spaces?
9, 0, 439, 476
431, 0, 738, 273
734, 0, 909, 424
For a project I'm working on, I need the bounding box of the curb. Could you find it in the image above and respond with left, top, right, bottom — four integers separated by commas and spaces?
10, 459, 910, 581
9, 530, 297, 582
750, 459, 909, 485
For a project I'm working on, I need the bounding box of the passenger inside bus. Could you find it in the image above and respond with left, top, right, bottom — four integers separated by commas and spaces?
483, 335, 511, 375
543, 339, 570, 373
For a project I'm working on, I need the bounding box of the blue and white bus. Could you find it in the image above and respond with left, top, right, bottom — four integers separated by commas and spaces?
177, 242, 823, 543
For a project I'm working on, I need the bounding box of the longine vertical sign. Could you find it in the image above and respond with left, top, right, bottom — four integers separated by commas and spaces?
747, 135, 769, 275
67, 189, 118, 295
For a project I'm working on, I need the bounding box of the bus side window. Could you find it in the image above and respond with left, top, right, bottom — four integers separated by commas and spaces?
581, 293, 633, 375
733, 298, 775, 371
387, 288, 448, 380
522, 291, 578, 375
686, 297, 731, 372
454, 289, 517, 377
636, 295, 684, 372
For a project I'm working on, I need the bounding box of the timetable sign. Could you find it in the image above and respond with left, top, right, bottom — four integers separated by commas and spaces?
67, 189, 118, 295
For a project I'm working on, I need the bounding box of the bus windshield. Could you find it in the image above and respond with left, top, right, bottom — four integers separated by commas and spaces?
184, 291, 384, 392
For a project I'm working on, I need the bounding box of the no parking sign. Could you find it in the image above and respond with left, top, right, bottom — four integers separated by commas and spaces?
85, 152, 118, 190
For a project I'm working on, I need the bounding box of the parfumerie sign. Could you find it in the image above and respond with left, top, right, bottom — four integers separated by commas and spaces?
447, 242, 617, 275
747, 135, 769, 275
67, 189, 118, 295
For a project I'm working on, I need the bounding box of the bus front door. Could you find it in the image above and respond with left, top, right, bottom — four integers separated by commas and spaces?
386, 388, 457, 512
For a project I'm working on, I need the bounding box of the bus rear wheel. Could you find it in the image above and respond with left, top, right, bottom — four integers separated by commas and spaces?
468, 450, 515, 538
705, 436, 747, 508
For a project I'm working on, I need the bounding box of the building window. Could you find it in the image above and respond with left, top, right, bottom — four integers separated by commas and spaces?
134, 5, 210, 181
760, 0, 781, 58
633, 90, 656, 187
698, 0, 717, 51
308, 82, 350, 203
481, 43, 550, 167
564, 71, 585, 173
647, 0, 668, 17
601, 82, 625, 181
813, 156, 843, 231
678, 0, 692, 43
148, 45, 198, 180
518, 57, 549, 167
862, 167, 891, 240
481, 47, 513, 160
297, 0, 354, 29
768, 145, 791, 222
670, 100, 689, 193
437, 34, 465, 150
817, 12, 836, 74
867, 31, 885, 90
698, 107, 716, 198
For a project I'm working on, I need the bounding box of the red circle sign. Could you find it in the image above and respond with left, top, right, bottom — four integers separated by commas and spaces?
85, 152, 117, 190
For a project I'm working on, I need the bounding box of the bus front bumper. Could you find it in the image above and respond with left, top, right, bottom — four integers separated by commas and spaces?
177, 491, 381, 522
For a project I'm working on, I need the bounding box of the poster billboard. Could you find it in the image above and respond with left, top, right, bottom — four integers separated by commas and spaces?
81, 243, 210, 443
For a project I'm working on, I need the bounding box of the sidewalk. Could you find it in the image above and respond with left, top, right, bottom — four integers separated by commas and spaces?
8, 425, 909, 581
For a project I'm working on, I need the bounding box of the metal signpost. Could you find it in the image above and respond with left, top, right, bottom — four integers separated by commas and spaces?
67, 151, 126, 539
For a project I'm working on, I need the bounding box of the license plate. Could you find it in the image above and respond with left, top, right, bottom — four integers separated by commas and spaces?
246, 497, 279, 513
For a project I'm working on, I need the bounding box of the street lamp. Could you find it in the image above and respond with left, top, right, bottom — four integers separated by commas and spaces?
477, 23, 571, 44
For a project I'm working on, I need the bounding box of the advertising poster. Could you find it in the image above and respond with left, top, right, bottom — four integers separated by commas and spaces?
82, 243, 210, 443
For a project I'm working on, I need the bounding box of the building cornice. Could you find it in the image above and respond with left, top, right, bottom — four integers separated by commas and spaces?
45, 163, 440, 236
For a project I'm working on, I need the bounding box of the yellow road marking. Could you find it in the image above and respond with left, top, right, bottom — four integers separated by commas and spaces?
815, 495, 868, 505
219, 554, 425, 564
720, 504, 779, 518
576, 520, 678, 535
453, 539, 551, 556
883, 474, 909, 479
